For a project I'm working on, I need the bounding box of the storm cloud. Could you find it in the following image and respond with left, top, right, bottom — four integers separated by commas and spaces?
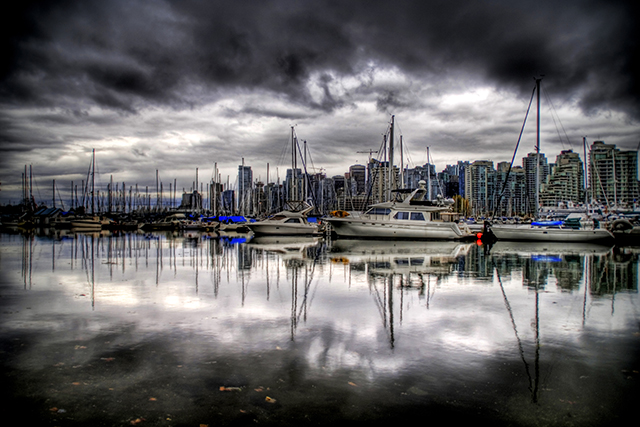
1, 0, 638, 203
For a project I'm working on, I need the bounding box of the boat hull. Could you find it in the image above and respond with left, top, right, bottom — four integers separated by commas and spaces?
247, 223, 320, 236
490, 225, 614, 243
326, 218, 476, 240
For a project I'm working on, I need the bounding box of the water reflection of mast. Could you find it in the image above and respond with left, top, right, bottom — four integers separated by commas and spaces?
371, 275, 395, 349
582, 253, 591, 326
289, 260, 317, 341
532, 282, 540, 404
493, 260, 539, 403
418, 273, 435, 309
582, 251, 612, 325
21, 234, 34, 289
79, 234, 97, 310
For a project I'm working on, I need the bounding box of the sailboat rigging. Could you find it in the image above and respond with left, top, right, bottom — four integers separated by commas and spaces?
246, 127, 321, 236
487, 78, 614, 243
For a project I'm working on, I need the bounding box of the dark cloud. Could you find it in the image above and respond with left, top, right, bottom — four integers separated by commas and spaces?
1, 0, 637, 118
0, 0, 638, 204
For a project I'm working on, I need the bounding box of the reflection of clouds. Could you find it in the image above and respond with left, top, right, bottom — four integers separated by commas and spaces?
5, 234, 640, 377
2, 233, 639, 427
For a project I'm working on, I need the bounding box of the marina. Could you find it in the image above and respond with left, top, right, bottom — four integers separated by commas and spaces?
2, 3, 639, 426
1, 229, 638, 426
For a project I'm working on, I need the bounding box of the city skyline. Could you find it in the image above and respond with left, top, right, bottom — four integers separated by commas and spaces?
11, 137, 637, 217
2, 1, 639, 204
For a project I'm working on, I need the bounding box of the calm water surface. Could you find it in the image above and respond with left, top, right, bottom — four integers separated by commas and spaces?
1, 230, 639, 426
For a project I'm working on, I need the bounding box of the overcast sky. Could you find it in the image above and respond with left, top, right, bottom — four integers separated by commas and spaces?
1, 0, 638, 206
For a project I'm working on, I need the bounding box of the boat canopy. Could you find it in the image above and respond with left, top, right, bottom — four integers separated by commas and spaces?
531, 220, 563, 226
217, 216, 249, 223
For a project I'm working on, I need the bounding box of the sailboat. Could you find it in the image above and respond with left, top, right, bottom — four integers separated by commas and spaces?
70, 149, 112, 231
246, 127, 321, 236
488, 78, 614, 243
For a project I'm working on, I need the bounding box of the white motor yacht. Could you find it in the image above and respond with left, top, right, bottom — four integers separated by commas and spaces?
247, 206, 321, 236
325, 181, 477, 241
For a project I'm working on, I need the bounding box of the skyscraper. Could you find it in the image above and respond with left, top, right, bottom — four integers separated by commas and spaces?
589, 141, 639, 206
465, 160, 496, 216
540, 150, 584, 207
238, 164, 252, 214
348, 164, 366, 195
523, 152, 550, 214
495, 162, 527, 216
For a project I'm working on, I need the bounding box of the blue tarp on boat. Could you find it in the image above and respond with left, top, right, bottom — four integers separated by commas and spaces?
531, 220, 563, 226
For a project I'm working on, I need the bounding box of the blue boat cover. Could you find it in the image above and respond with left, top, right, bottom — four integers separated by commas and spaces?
531, 220, 563, 226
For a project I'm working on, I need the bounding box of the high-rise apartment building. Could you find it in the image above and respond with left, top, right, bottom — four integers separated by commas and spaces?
406, 163, 440, 198
494, 162, 527, 216
465, 160, 495, 216
285, 168, 304, 202
457, 161, 470, 198
368, 159, 399, 203
523, 152, 550, 214
237, 164, 253, 214
589, 141, 639, 206
540, 150, 584, 207
348, 164, 366, 195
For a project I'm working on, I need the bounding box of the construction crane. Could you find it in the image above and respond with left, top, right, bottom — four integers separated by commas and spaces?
357, 150, 379, 162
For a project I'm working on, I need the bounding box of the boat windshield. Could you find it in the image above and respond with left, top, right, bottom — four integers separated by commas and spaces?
365, 208, 391, 216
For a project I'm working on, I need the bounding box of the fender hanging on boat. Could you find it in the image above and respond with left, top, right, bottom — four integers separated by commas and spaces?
330, 210, 350, 218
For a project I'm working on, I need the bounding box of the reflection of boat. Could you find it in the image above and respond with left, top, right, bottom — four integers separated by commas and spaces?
219, 216, 252, 233
329, 239, 471, 274
247, 236, 322, 258
488, 221, 614, 243
142, 213, 185, 230
247, 206, 321, 236
489, 241, 613, 256
218, 230, 251, 244
325, 181, 477, 241
180, 218, 220, 231
609, 218, 640, 245
71, 216, 111, 230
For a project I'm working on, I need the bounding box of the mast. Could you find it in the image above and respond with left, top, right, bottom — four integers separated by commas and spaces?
156, 170, 159, 212
30, 165, 33, 211
535, 77, 542, 218
400, 135, 404, 189
388, 115, 395, 201
214, 162, 218, 216
583, 136, 589, 209
91, 149, 95, 215
109, 175, 113, 213
291, 126, 297, 203
240, 159, 244, 216
427, 146, 431, 200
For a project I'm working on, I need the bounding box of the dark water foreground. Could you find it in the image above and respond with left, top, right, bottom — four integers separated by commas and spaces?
1, 230, 638, 426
